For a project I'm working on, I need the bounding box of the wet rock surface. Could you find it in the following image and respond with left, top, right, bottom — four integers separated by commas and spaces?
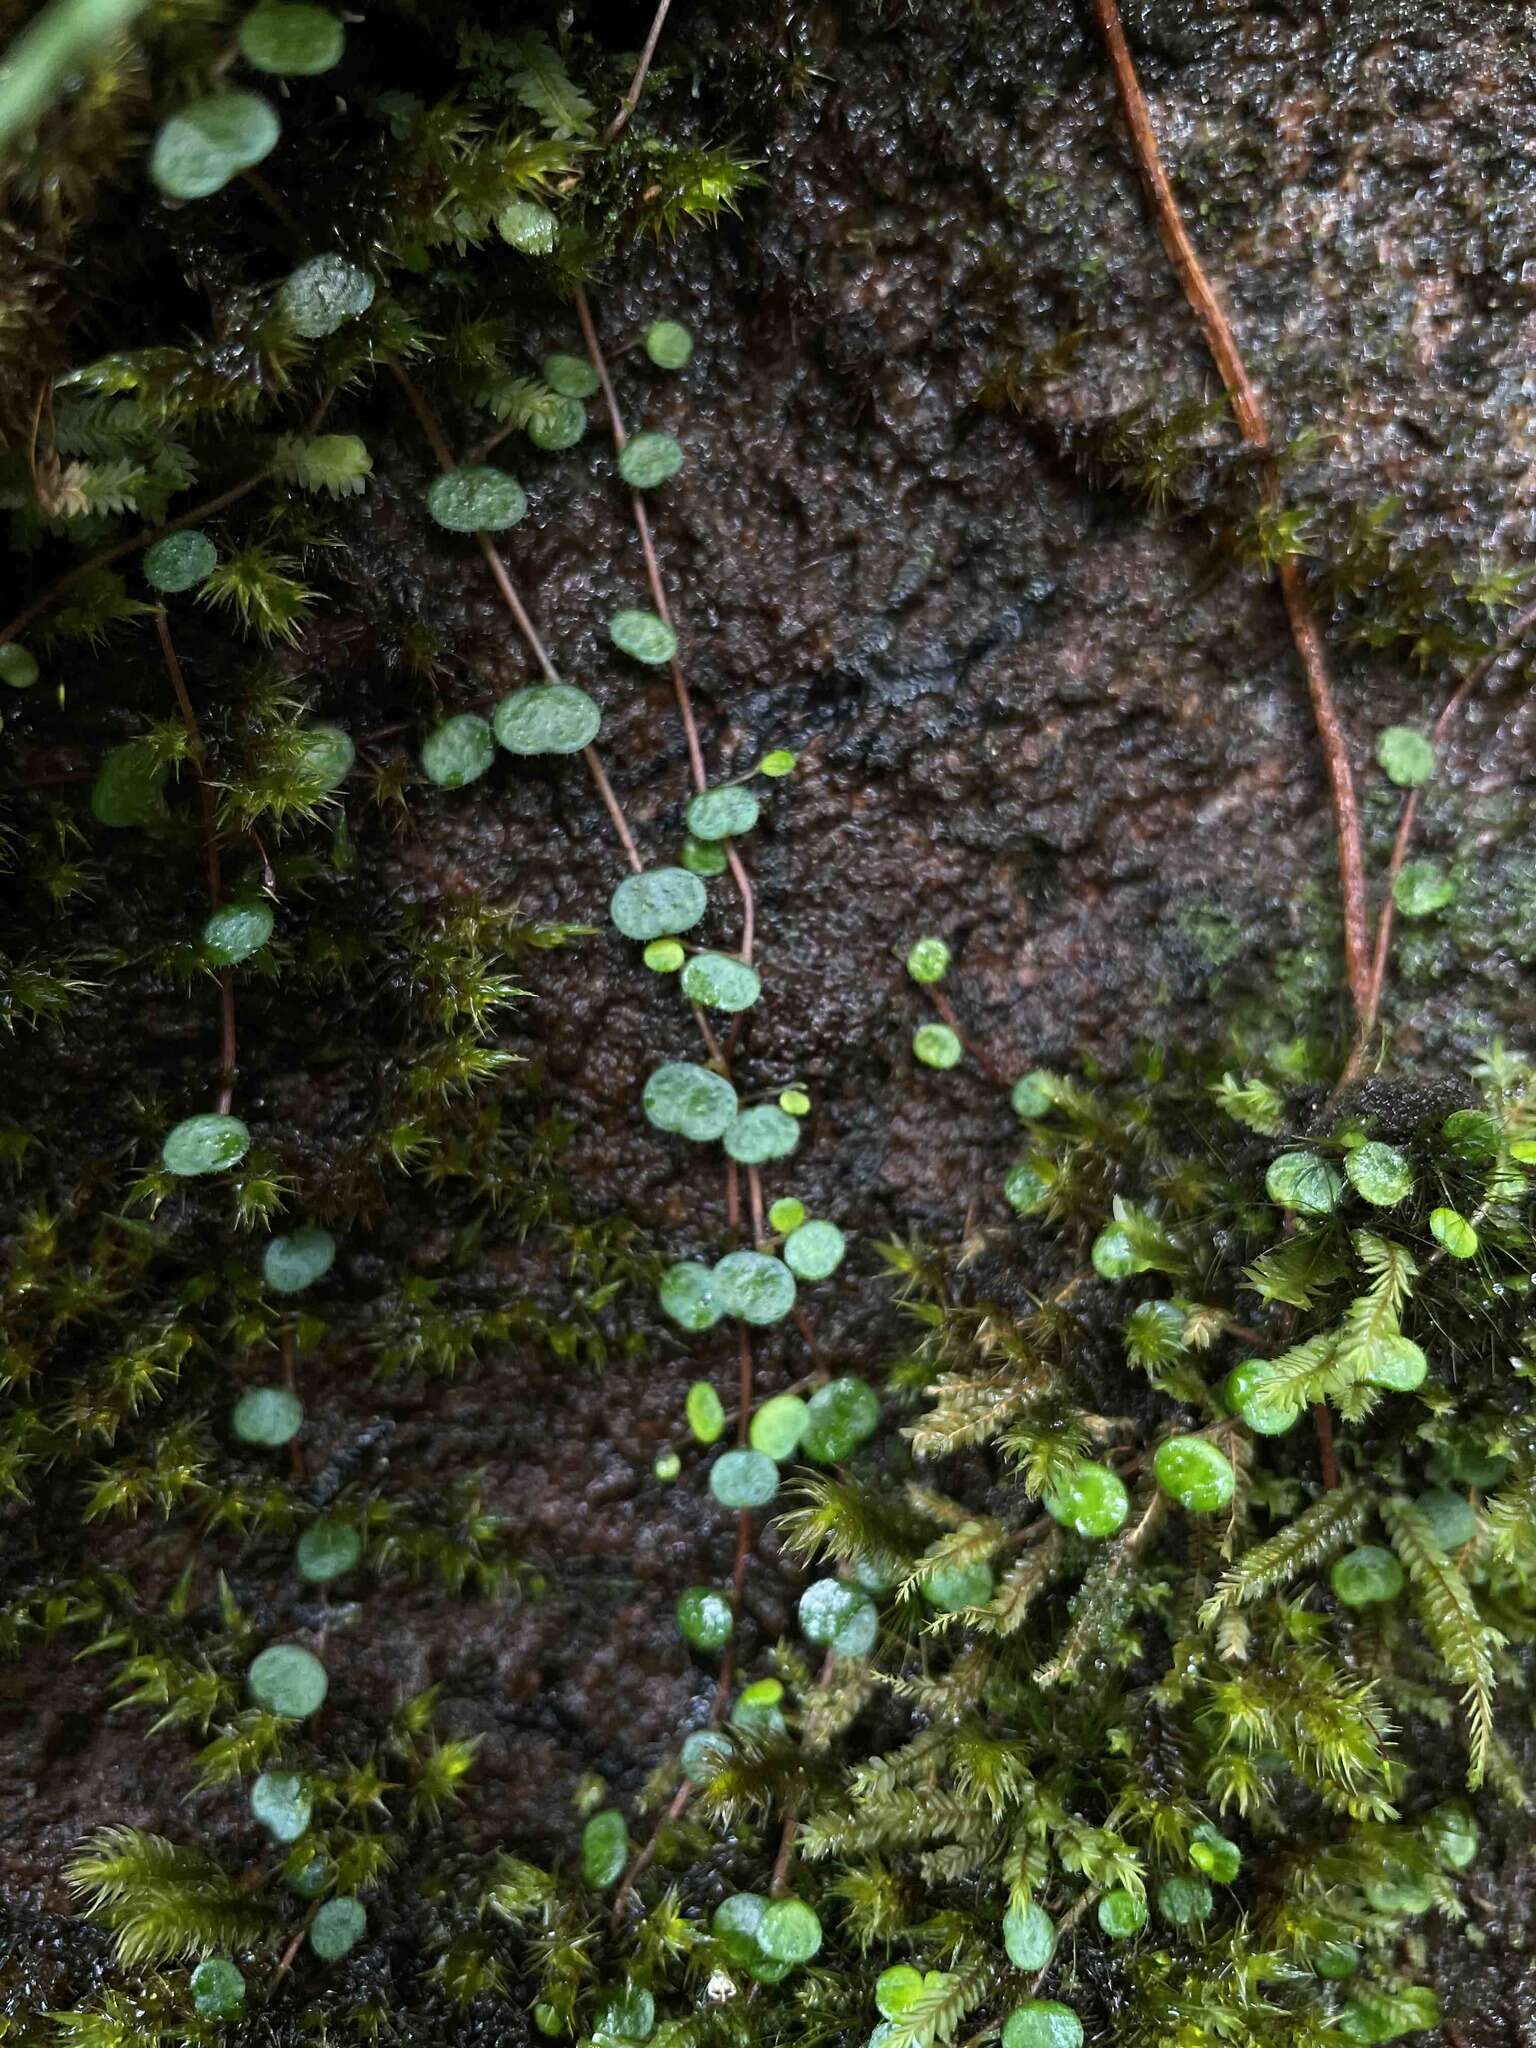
4, 0, 1535, 2027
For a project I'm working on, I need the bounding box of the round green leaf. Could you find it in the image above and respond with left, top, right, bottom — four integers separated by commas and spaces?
723, 1104, 798, 1162
750, 1392, 809, 1460
250, 1769, 312, 1842
581, 1810, 628, 1889
802, 1377, 880, 1463
758, 748, 796, 778
1153, 1436, 1235, 1513
686, 1379, 726, 1443
1393, 860, 1454, 918
286, 1854, 331, 1899
731, 1678, 786, 1735
756, 1899, 821, 1963
1223, 1360, 1300, 1436
143, 530, 216, 593
1097, 1888, 1147, 1938
296, 723, 353, 793
1441, 1108, 1502, 1160
0, 641, 38, 689
279, 255, 375, 338
1189, 1822, 1241, 1882
92, 741, 167, 826
1265, 1150, 1343, 1214
712, 1249, 796, 1325
1011, 1070, 1060, 1119
769, 1197, 806, 1233
426, 466, 526, 534
1005, 1159, 1052, 1214
296, 1518, 361, 1583
644, 939, 685, 973
1003, 2005, 1083, 2048
799, 1577, 878, 1657
677, 1585, 733, 1651
203, 899, 274, 964
310, 1895, 366, 1959
1430, 1206, 1478, 1258
1345, 1141, 1413, 1208
232, 1385, 303, 1446
527, 393, 586, 451
1361, 1332, 1427, 1392
238, 2, 344, 75
1426, 1798, 1479, 1871
609, 609, 677, 665
247, 1643, 327, 1718
681, 1728, 733, 1785
162, 1112, 250, 1177
595, 1987, 654, 2042
494, 683, 600, 756
1003, 1901, 1056, 1971
1158, 1875, 1212, 1926
498, 200, 556, 253
610, 866, 706, 941
784, 1219, 845, 1281
1315, 1942, 1361, 1981
1414, 1488, 1477, 1553
686, 785, 759, 841
542, 352, 599, 398
653, 1449, 681, 1482
150, 92, 279, 198
779, 1088, 810, 1116
644, 1061, 738, 1142
1330, 1544, 1404, 1606
1376, 726, 1435, 787
1044, 1460, 1129, 1539
681, 834, 727, 874
420, 713, 495, 788
876, 1967, 925, 2020
710, 1447, 779, 1509
1361, 1865, 1434, 1917
921, 1560, 994, 1611
644, 321, 693, 369
682, 952, 761, 1013
190, 1958, 246, 2019
1090, 1223, 1137, 1281
660, 1262, 721, 1332
906, 937, 950, 984
618, 431, 683, 490
712, 1891, 767, 1960
913, 1023, 962, 1070
262, 1226, 335, 1295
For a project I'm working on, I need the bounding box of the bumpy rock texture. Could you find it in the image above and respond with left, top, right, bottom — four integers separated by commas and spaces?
4, 0, 1535, 2030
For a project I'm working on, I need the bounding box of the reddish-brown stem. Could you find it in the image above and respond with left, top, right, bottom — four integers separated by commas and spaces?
390, 362, 646, 874
269, 1899, 320, 1990
770, 1811, 800, 1896
574, 285, 760, 1012
928, 987, 1006, 1086
157, 611, 237, 1115
747, 1164, 766, 1247
1310, 1400, 1340, 1493
611, 1779, 693, 1923
603, 0, 673, 142
1092, 0, 1371, 1034
1360, 595, 1536, 1036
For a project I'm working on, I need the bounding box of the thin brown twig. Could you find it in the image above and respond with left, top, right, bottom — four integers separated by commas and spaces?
611, 1779, 694, 1923
1092, 0, 1371, 1033
156, 611, 237, 1115
603, 0, 674, 143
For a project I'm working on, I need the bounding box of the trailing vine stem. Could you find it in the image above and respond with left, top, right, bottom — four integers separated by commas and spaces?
1090, 0, 1372, 1038
572, 286, 758, 964
602, 0, 674, 144
387, 362, 643, 873
155, 609, 237, 1116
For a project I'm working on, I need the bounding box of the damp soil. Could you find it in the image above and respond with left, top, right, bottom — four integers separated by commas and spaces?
4, 0, 1536, 2032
